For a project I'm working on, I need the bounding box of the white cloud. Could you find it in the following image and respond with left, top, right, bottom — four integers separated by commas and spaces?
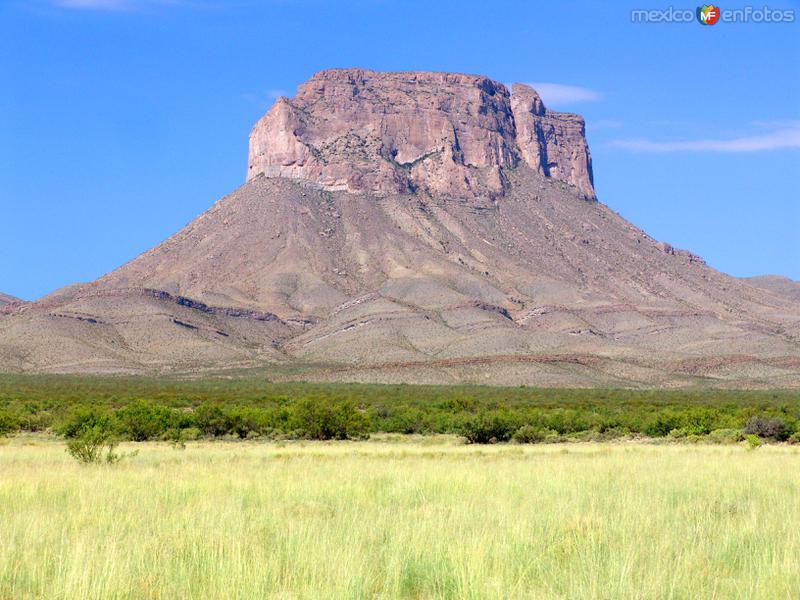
51, 0, 184, 10
526, 82, 602, 106
242, 90, 287, 104
610, 122, 800, 152
53, 0, 128, 8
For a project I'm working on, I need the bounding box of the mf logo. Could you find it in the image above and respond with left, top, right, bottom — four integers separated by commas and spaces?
697, 4, 721, 24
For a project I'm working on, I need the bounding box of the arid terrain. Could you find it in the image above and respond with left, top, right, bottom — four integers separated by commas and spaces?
2, 69, 798, 386
0, 293, 20, 307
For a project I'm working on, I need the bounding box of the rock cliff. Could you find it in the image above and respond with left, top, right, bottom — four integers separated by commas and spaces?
247, 69, 595, 200
510, 83, 594, 199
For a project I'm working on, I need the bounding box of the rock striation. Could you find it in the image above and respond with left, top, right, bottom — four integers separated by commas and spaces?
0, 293, 20, 306
247, 69, 595, 200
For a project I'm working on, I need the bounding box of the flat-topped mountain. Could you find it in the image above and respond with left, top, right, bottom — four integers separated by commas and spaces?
1, 69, 798, 386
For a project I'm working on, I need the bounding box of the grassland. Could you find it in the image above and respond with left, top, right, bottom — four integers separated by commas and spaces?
1, 436, 799, 599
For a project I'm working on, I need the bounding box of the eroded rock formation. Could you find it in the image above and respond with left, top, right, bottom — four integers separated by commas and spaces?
247, 69, 595, 200
510, 83, 594, 199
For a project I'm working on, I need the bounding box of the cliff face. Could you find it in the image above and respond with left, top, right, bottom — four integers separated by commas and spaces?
247, 69, 595, 200
510, 84, 594, 199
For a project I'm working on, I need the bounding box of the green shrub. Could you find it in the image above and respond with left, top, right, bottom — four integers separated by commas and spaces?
0, 411, 20, 436
461, 411, 517, 444
58, 408, 115, 439
193, 404, 231, 437
512, 425, 558, 444
164, 427, 186, 449
180, 427, 202, 441
644, 410, 684, 437
745, 434, 763, 450
291, 397, 370, 440
15, 403, 53, 432
707, 428, 744, 444
117, 400, 177, 441
66, 426, 119, 464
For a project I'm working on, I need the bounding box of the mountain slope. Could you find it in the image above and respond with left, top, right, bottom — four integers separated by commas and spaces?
744, 276, 800, 302
0, 293, 20, 306
2, 168, 797, 384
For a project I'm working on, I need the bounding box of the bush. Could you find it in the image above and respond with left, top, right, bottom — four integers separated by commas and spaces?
180, 427, 202, 441
644, 410, 684, 437
66, 426, 121, 464
117, 400, 177, 441
0, 411, 20, 436
707, 428, 744, 444
58, 408, 115, 439
512, 425, 559, 444
745, 434, 763, 450
461, 411, 517, 444
193, 404, 231, 437
15, 403, 53, 432
743, 416, 791, 441
291, 397, 370, 440
164, 427, 187, 449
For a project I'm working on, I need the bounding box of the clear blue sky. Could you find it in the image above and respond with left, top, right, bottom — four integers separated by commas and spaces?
2, 0, 798, 300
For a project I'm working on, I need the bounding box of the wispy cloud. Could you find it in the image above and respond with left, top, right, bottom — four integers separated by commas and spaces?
50, 0, 185, 11
241, 89, 287, 104
610, 121, 800, 152
526, 83, 602, 106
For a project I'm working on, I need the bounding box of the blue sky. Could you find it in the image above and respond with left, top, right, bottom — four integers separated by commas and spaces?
1, 0, 798, 300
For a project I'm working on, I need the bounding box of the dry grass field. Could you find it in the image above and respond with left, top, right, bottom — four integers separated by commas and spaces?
1, 437, 799, 599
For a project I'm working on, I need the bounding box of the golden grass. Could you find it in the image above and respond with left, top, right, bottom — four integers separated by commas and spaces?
1, 437, 799, 599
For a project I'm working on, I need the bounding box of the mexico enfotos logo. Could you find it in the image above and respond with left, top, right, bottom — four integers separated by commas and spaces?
631, 5, 796, 23
697, 4, 721, 24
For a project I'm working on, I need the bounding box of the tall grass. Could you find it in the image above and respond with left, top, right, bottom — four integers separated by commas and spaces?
1, 438, 799, 599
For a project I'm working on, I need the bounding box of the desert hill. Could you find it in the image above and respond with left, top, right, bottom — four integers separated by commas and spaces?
743, 276, 800, 303
0, 293, 21, 306
1, 69, 798, 386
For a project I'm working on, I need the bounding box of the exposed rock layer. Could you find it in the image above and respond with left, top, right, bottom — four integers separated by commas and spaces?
247, 69, 595, 200
0, 293, 20, 307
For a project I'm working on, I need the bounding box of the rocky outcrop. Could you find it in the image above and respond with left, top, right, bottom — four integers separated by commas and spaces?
658, 242, 706, 265
247, 69, 595, 200
510, 83, 594, 199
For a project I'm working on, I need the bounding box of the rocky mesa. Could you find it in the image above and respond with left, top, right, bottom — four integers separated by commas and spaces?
247, 69, 595, 200
1, 69, 798, 387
